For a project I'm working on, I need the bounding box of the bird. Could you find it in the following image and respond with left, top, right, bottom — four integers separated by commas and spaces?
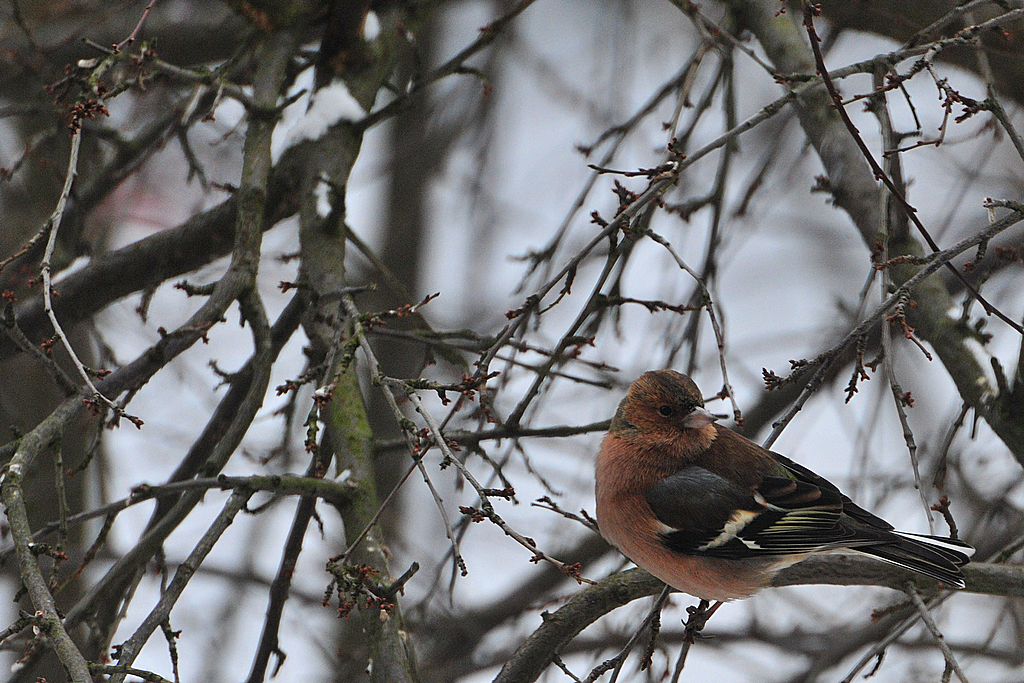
595, 369, 974, 601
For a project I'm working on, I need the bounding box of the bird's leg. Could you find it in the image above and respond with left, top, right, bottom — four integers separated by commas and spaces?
670, 600, 724, 677
682, 599, 721, 643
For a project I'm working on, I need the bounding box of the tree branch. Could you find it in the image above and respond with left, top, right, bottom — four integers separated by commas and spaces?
495, 556, 1023, 683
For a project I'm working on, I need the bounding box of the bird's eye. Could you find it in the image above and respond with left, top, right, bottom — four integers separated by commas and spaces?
658, 405, 674, 417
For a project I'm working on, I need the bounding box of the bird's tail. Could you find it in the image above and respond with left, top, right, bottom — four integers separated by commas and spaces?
858, 532, 974, 588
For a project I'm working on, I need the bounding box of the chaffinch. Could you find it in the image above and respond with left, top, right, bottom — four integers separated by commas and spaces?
595, 370, 974, 601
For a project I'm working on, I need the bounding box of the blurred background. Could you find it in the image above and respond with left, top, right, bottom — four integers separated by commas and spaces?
1, 0, 1023, 681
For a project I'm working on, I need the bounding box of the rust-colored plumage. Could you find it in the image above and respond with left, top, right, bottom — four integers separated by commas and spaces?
595, 370, 973, 601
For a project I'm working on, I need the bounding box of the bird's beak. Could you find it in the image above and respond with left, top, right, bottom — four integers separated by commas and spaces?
682, 406, 718, 429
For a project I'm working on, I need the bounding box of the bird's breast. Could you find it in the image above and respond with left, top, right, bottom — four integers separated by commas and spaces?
596, 435, 791, 601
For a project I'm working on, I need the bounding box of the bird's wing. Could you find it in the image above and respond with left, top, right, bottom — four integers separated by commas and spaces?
766, 450, 974, 585
646, 465, 881, 559
769, 451, 894, 530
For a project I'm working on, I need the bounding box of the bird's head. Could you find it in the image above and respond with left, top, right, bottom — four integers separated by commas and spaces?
609, 370, 718, 450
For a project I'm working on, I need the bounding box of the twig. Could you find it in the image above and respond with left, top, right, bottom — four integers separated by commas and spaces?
39, 133, 100, 397
882, 320, 933, 530
373, 419, 610, 455
0, 212, 51, 274
675, 52, 735, 382
0, 473, 361, 562
503, 233, 627, 430
517, 45, 717, 290
645, 229, 742, 424
115, 0, 159, 51
869, 68, 934, 532
902, 0, 992, 47
90, 664, 174, 683
582, 585, 671, 683
358, 0, 540, 131
401, 380, 589, 581
479, 80, 811, 384
551, 655, 583, 683
762, 199, 1024, 447
907, 585, 972, 683
932, 402, 970, 491
340, 294, 468, 578
37, 129, 142, 424
245, 447, 332, 683
803, 6, 1023, 335
0, 614, 32, 646
982, 94, 1024, 165
532, 496, 599, 533
136, 54, 257, 110
0, 306, 80, 396
109, 490, 252, 683
329, 460, 419, 568
668, 0, 775, 74
839, 591, 954, 683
